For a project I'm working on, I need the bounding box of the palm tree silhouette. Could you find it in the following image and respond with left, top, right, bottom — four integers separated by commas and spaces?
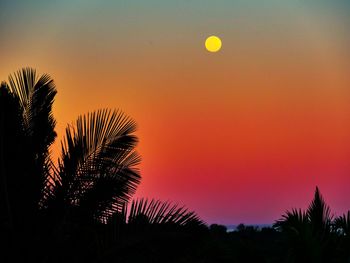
1, 68, 58, 262
274, 187, 335, 263
1, 68, 56, 223
0, 68, 204, 262
45, 108, 141, 223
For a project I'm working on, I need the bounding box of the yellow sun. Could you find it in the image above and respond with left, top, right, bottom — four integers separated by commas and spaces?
205, 35, 222, 52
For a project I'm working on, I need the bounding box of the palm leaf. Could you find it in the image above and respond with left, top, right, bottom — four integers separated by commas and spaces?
53, 109, 141, 222
7, 67, 57, 153
274, 208, 309, 234
127, 198, 205, 227
307, 187, 332, 236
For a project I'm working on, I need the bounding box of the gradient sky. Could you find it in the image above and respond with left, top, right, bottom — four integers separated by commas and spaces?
1, 0, 350, 224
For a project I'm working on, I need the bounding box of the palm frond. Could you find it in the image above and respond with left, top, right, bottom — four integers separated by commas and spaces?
54, 109, 141, 222
274, 208, 309, 234
307, 187, 332, 235
7, 67, 57, 152
127, 198, 205, 227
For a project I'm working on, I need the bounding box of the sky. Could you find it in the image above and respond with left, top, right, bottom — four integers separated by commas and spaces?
1, 0, 350, 224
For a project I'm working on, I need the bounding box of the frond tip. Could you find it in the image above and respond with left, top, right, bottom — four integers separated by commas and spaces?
7, 67, 57, 149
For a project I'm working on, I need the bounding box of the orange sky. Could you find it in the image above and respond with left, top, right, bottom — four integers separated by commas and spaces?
1, 1, 350, 224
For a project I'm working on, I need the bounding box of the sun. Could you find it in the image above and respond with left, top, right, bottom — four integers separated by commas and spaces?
205, 35, 222, 52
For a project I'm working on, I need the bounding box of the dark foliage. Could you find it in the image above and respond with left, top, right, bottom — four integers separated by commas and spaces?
0, 68, 205, 263
274, 187, 349, 263
1, 68, 350, 262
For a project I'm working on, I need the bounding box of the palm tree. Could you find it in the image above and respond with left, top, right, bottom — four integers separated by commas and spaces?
0, 68, 204, 262
1, 68, 56, 223
45, 109, 141, 223
0, 68, 142, 227
274, 187, 335, 263
0, 68, 58, 262
43, 108, 143, 263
